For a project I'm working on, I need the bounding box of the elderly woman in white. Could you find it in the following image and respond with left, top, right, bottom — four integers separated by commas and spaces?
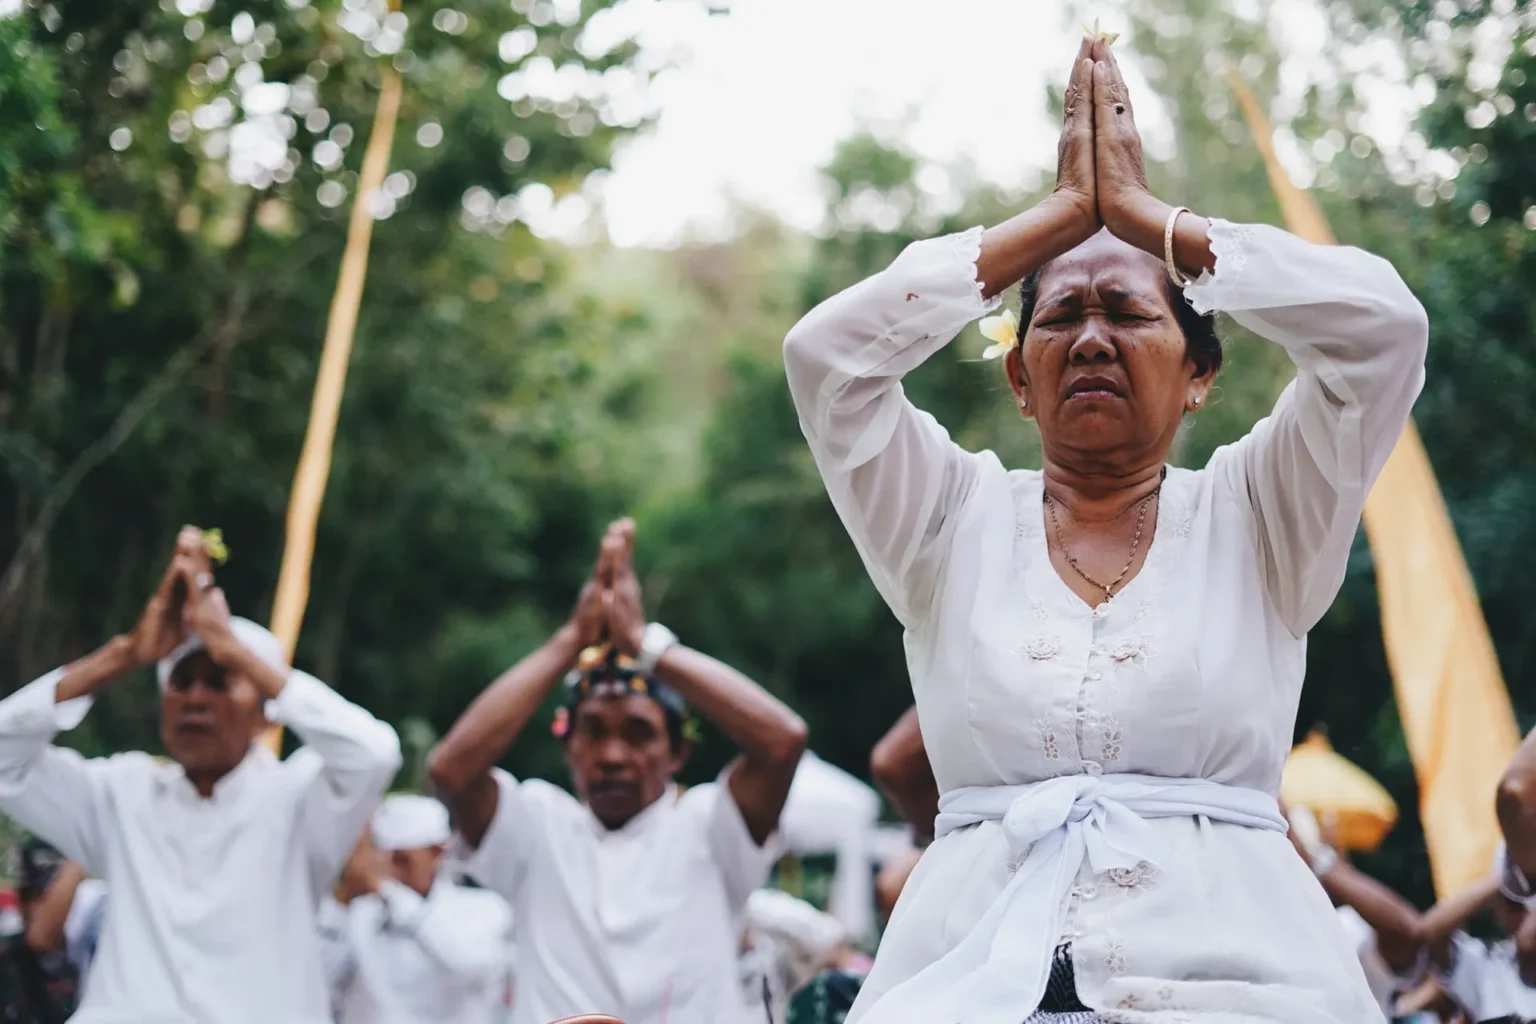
783, 33, 1428, 1024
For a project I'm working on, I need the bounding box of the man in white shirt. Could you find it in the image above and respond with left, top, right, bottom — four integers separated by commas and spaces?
428, 519, 808, 1024
320, 794, 513, 1024
0, 527, 401, 1024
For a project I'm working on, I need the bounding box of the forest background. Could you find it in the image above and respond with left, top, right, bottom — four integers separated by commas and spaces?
3, 0, 1535, 912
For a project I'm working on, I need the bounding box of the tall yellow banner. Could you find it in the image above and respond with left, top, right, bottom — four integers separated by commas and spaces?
1229, 72, 1519, 896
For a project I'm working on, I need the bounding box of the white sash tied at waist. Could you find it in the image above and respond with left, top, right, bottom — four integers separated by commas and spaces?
875, 773, 1286, 1024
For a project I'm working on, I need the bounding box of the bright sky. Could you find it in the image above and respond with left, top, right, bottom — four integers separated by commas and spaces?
600, 0, 1076, 247
593, 0, 1454, 249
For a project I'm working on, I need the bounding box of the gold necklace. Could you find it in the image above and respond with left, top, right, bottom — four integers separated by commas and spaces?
1044, 482, 1161, 603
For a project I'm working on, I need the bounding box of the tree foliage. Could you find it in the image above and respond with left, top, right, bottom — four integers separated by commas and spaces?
2, 0, 1534, 914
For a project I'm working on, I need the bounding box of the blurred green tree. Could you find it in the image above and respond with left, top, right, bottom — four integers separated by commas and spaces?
0, 0, 673, 770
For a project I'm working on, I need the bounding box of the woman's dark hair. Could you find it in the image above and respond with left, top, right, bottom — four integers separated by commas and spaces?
1016, 262, 1223, 377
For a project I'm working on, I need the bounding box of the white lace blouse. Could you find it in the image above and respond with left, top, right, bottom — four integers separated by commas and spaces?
783, 220, 1428, 1023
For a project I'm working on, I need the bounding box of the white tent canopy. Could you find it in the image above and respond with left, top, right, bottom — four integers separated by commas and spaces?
777, 752, 881, 941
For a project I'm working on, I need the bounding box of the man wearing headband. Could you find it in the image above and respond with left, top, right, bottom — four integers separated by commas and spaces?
0, 527, 401, 1024
320, 794, 513, 1024
429, 519, 807, 1024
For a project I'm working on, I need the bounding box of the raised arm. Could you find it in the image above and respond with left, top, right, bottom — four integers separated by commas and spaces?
1091, 41, 1427, 636
0, 534, 205, 873
1497, 726, 1536, 890
23, 860, 87, 956
1422, 873, 1500, 970
1314, 855, 1428, 978
426, 525, 617, 847
870, 706, 939, 846
374, 883, 511, 986
783, 42, 1102, 627
608, 521, 807, 846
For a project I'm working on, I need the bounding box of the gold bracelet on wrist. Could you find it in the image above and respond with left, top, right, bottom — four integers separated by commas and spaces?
1164, 205, 1193, 288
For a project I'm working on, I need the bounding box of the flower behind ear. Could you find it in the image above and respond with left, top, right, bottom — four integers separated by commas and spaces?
979, 308, 1020, 360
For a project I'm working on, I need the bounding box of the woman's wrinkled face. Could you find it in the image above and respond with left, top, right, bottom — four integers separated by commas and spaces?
1007, 230, 1212, 470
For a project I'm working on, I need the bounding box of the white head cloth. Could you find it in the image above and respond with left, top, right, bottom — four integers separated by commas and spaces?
872, 773, 1287, 1024
155, 616, 289, 690
372, 794, 452, 852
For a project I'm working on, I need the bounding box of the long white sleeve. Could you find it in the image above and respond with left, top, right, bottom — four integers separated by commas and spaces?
377, 881, 511, 986
783, 226, 1000, 627
0, 671, 110, 876
273, 671, 402, 891
316, 897, 358, 1008
1190, 220, 1429, 636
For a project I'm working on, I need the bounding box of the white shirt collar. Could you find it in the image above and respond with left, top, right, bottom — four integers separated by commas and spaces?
585, 783, 679, 839
153, 743, 278, 803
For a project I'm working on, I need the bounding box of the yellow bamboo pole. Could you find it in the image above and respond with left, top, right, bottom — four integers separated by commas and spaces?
263, 64, 403, 752
1228, 70, 1519, 896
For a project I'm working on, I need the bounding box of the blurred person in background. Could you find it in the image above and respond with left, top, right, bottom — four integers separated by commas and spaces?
775, 752, 882, 943
773, 707, 940, 1024
784, 27, 1426, 1023
1394, 976, 1469, 1024
1497, 725, 1536, 931
869, 708, 937, 924
0, 838, 106, 1024
869, 709, 938, 851
1420, 715, 1536, 1024
428, 519, 807, 1024
738, 888, 862, 1024
0, 527, 401, 1024
320, 794, 513, 1024
1332, 851, 1532, 1023
1424, 867, 1532, 1023
1284, 806, 1430, 1020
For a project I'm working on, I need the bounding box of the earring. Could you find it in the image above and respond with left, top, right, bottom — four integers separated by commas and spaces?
1019, 397, 1029, 410
1191, 395, 1202, 409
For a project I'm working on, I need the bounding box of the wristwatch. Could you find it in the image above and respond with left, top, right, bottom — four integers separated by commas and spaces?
1309, 845, 1338, 879
634, 622, 678, 675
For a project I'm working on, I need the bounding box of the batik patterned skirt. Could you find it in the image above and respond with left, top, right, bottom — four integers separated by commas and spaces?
1022, 945, 1105, 1024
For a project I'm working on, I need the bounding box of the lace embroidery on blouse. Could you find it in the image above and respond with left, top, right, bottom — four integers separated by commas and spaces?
1098, 717, 1124, 764
1104, 862, 1156, 899
1104, 939, 1127, 976
952, 224, 998, 315
1036, 717, 1061, 761
1204, 220, 1255, 284
1021, 632, 1062, 661
1109, 634, 1155, 667
1013, 514, 1031, 573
